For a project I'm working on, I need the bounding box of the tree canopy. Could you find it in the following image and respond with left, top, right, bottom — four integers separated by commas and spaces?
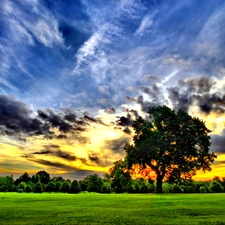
124, 105, 217, 193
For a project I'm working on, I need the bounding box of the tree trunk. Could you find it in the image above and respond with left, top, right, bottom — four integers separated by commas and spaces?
156, 175, 163, 193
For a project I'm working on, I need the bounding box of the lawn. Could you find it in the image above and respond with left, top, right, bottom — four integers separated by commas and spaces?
0, 192, 225, 225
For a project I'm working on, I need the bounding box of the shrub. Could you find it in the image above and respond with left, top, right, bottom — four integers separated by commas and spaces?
148, 183, 156, 193
209, 181, 224, 193
126, 182, 136, 193
182, 186, 195, 193
102, 182, 111, 193
70, 180, 81, 194
60, 181, 71, 193
55, 181, 62, 192
46, 181, 56, 193
33, 182, 43, 193
139, 180, 150, 193
172, 184, 183, 193
17, 182, 27, 192
17, 189, 23, 193
199, 186, 206, 193
25, 185, 32, 193
87, 174, 104, 193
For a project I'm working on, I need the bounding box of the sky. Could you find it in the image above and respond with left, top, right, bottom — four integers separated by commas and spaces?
0, 0, 225, 181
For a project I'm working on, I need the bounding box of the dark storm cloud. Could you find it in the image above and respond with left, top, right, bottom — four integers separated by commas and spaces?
88, 154, 114, 167
33, 150, 53, 155
105, 137, 130, 153
37, 109, 73, 133
168, 87, 193, 112
124, 83, 165, 115
64, 113, 76, 122
55, 150, 76, 161
116, 114, 133, 127
141, 84, 161, 99
168, 77, 225, 114
116, 108, 140, 134
210, 130, 225, 154
178, 77, 214, 94
0, 95, 51, 136
28, 158, 80, 171
88, 154, 100, 164
32, 144, 77, 161
0, 95, 101, 141
123, 127, 132, 135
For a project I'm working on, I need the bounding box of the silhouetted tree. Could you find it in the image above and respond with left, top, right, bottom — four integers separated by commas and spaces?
110, 160, 131, 193
32, 174, 41, 184
33, 182, 43, 193
125, 105, 216, 193
0, 175, 14, 192
60, 180, 71, 193
209, 180, 224, 193
79, 179, 88, 191
36, 171, 50, 184
25, 184, 32, 193
51, 177, 65, 182
14, 172, 31, 185
87, 174, 104, 193
70, 180, 81, 194
46, 181, 56, 193
17, 182, 27, 192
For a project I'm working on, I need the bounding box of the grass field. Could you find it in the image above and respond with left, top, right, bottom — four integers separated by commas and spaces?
0, 193, 225, 225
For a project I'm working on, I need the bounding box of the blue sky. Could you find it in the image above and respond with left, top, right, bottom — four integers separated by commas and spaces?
1, 0, 225, 180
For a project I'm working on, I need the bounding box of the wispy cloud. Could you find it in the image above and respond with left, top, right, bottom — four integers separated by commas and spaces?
135, 14, 155, 36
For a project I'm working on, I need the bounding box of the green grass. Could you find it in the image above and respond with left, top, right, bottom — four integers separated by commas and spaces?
0, 193, 225, 225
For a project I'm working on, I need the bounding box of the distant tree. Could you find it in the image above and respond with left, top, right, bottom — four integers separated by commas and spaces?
51, 177, 65, 182
27, 181, 35, 191
172, 184, 183, 193
222, 177, 225, 191
46, 181, 56, 193
110, 160, 132, 193
60, 181, 71, 193
87, 174, 104, 193
124, 105, 217, 193
17, 182, 27, 192
209, 180, 224, 193
55, 181, 62, 192
25, 184, 32, 193
32, 174, 41, 184
33, 182, 43, 193
79, 178, 89, 191
103, 173, 111, 182
14, 172, 31, 185
126, 181, 136, 193
70, 180, 81, 194
137, 179, 152, 193
0, 175, 14, 192
199, 186, 206, 193
36, 171, 50, 184
102, 181, 111, 193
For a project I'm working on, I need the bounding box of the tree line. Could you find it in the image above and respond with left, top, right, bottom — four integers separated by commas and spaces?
0, 105, 220, 194
0, 170, 225, 194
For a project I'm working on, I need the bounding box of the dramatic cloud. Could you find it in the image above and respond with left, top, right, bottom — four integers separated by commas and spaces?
105, 137, 131, 154
210, 130, 225, 154
0, 95, 104, 142
168, 77, 225, 114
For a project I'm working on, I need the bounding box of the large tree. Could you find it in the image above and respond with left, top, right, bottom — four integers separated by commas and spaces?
124, 105, 217, 193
